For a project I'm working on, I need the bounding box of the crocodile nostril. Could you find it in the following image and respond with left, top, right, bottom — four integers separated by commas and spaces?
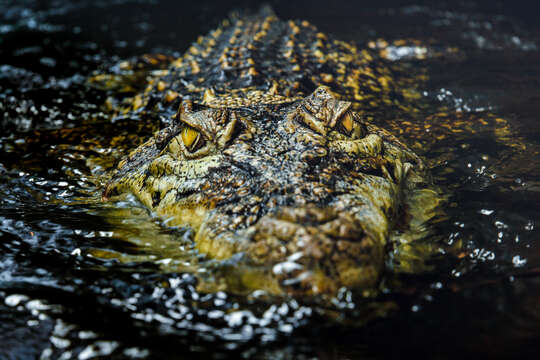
301, 147, 326, 165
314, 146, 327, 157
300, 150, 314, 162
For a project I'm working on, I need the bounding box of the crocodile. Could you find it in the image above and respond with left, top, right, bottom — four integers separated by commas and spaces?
99, 10, 447, 295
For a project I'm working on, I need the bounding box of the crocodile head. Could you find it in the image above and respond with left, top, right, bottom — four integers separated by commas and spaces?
103, 86, 442, 295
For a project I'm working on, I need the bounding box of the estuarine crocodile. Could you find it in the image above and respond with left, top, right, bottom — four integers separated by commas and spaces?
99, 9, 446, 295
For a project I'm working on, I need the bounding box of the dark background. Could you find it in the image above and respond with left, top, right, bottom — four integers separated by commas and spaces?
1, 1, 540, 359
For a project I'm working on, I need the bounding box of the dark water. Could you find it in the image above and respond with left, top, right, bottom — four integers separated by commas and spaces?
1, 1, 540, 359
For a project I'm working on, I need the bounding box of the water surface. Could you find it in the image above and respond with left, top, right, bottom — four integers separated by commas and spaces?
1, 1, 540, 359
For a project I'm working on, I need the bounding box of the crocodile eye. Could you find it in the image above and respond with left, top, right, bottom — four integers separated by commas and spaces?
336, 111, 355, 136
336, 111, 365, 139
340, 112, 354, 134
181, 126, 204, 152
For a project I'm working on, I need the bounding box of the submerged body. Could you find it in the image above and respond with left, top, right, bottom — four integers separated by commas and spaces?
101, 11, 444, 295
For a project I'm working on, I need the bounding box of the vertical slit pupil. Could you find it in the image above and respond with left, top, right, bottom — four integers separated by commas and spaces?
181, 126, 201, 151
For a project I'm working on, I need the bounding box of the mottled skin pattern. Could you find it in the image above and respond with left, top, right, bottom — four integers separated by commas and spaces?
101, 11, 444, 295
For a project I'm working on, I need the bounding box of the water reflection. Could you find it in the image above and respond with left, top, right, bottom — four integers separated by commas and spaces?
1, 0, 540, 359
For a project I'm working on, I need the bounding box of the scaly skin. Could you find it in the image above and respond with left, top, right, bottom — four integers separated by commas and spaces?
100, 11, 445, 295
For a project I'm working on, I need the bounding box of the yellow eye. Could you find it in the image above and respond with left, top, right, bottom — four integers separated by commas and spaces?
339, 112, 354, 135
336, 111, 366, 139
181, 126, 202, 151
